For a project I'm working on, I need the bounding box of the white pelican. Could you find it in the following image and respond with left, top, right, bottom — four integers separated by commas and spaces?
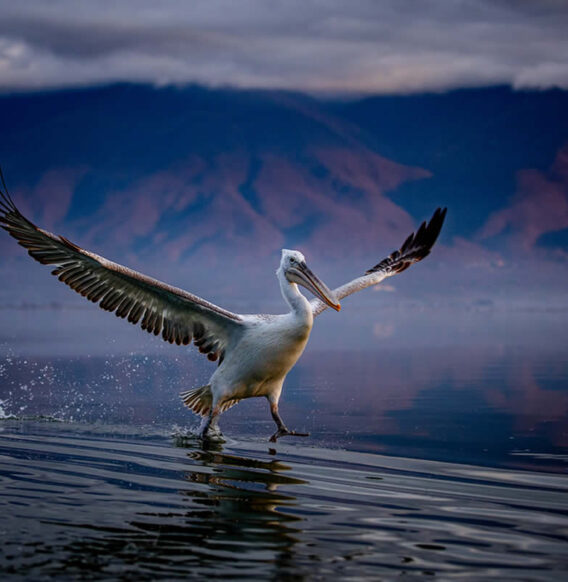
0, 173, 446, 441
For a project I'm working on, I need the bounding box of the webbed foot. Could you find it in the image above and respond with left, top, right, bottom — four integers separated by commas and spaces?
269, 428, 310, 443
198, 415, 225, 442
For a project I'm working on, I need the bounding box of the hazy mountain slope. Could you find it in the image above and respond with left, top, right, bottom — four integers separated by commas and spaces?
338, 86, 568, 244
0, 85, 430, 308
0, 84, 567, 316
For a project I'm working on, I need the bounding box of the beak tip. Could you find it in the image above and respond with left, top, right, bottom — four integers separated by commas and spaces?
334, 303, 341, 312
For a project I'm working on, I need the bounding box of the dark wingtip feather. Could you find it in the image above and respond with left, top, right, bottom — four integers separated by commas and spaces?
365, 207, 447, 275
0, 167, 18, 214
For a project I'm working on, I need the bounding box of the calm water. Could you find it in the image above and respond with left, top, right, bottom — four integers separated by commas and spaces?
1, 340, 568, 579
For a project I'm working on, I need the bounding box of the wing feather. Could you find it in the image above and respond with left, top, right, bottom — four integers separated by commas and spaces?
311, 208, 447, 317
0, 177, 244, 360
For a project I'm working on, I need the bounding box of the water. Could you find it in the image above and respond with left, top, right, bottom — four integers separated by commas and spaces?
1, 340, 568, 579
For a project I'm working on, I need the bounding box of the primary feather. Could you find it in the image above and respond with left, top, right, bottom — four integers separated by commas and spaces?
0, 174, 243, 362
310, 208, 447, 317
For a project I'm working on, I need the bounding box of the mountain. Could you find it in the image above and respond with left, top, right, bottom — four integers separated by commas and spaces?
0, 84, 430, 306
336, 86, 568, 239
1, 84, 567, 319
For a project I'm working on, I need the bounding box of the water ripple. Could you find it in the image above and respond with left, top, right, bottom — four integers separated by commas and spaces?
1, 421, 567, 579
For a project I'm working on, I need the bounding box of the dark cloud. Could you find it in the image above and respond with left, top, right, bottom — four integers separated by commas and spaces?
0, 0, 567, 94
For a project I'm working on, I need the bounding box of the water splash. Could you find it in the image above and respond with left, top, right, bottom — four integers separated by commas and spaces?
0, 399, 14, 420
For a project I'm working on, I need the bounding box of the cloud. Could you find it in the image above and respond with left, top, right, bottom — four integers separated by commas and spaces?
0, 1, 567, 94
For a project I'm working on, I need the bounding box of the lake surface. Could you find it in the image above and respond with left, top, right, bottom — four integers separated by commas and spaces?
1, 337, 568, 579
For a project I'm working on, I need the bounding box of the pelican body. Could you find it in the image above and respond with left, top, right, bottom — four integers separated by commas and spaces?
189, 252, 339, 440
0, 171, 446, 441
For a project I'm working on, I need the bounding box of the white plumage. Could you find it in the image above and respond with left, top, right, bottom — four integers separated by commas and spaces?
0, 173, 446, 441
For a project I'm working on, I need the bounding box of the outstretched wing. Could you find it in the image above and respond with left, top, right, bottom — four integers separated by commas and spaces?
311, 208, 447, 317
0, 176, 244, 361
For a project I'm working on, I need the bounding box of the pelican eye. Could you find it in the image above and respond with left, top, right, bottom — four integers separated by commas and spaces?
290, 257, 296, 264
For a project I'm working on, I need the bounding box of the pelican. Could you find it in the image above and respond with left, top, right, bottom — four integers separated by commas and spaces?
0, 172, 446, 441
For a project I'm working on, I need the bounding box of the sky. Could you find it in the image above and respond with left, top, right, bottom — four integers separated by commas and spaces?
1, 0, 568, 95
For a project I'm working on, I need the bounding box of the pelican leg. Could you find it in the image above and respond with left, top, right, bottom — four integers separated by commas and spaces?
268, 402, 309, 442
199, 405, 223, 440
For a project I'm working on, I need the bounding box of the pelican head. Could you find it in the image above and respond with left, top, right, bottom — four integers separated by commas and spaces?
280, 249, 341, 311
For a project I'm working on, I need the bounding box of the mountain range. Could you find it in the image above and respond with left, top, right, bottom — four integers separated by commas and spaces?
1, 84, 567, 321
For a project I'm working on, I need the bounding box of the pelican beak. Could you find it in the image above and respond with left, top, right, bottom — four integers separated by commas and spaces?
289, 262, 341, 311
